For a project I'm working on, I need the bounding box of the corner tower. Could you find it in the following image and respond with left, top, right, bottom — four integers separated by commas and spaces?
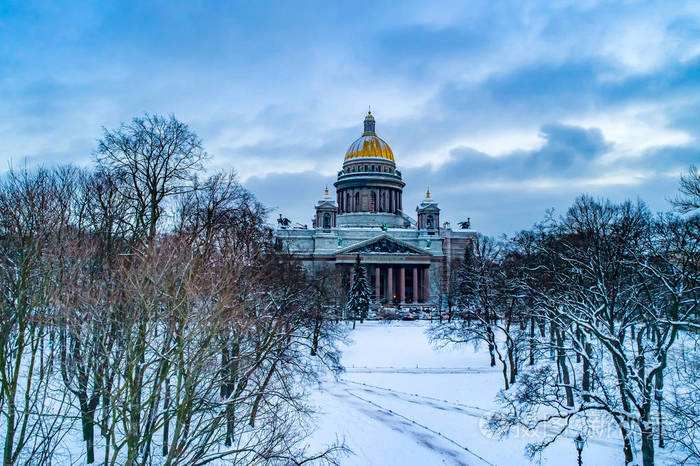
334, 112, 407, 228
416, 188, 440, 234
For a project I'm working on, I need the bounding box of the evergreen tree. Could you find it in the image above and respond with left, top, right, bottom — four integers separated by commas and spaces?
347, 255, 371, 328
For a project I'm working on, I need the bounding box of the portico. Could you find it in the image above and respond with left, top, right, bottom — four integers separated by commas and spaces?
335, 234, 433, 305
369, 264, 430, 304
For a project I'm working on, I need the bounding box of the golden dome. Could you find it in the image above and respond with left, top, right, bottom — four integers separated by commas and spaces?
344, 111, 395, 162
344, 135, 395, 161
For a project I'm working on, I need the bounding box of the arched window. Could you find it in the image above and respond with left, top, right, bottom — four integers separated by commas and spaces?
323, 213, 331, 230
427, 215, 434, 229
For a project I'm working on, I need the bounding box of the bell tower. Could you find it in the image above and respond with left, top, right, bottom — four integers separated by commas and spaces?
416, 187, 440, 234
314, 186, 337, 232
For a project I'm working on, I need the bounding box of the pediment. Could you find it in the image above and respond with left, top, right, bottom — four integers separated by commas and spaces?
337, 234, 429, 255
316, 200, 337, 209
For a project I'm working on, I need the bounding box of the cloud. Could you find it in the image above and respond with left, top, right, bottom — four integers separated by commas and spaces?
0, 0, 698, 235
415, 122, 611, 183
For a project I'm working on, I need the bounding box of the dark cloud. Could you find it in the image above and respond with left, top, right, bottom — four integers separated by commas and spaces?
408, 123, 611, 186
535, 124, 609, 169
244, 171, 335, 226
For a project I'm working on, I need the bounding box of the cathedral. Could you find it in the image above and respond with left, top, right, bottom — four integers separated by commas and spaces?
275, 111, 475, 308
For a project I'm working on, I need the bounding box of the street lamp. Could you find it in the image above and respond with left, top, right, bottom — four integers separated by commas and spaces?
574, 433, 585, 466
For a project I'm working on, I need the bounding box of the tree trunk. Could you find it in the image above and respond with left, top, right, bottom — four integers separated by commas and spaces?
497, 352, 509, 390
616, 420, 634, 465
641, 421, 655, 466
612, 352, 632, 415
487, 334, 496, 367
4, 397, 16, 466
655, 372, 664, 448
81, 406, 96, 464
507, 338, 517, 384
574, 325, 581, 363
311, 317, 321, 356
582, 342, 592, 403
528, 316, 535, 366
162, 378, 170, 457
222, 338, 239, 447
548, 322, 556, 361
555, 328, 574, 407
249, 357, 280, 427
85, 418, 95, 464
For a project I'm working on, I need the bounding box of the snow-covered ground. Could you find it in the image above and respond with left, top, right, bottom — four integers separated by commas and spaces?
308, 321, 665, 466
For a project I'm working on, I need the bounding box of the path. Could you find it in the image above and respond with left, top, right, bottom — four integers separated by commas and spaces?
322, 376, 495, 466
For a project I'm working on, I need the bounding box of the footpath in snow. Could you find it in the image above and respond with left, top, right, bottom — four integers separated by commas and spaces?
307, 321, 629, 466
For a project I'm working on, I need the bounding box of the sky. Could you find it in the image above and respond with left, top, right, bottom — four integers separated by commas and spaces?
1, 0, 699, 236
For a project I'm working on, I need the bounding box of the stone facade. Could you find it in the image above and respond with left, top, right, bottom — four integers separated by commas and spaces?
275, 112, 476, 308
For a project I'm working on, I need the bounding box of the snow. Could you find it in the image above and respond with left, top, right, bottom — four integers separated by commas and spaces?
307, 321, 677, 465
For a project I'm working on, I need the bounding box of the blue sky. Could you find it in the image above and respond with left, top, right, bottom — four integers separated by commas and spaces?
1, 1, 699, 235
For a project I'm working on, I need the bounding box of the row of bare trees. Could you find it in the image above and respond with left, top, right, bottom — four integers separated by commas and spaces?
0, 114, 345, 465
431, 170, 700, 466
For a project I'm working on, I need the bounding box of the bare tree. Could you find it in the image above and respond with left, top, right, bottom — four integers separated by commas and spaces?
96, 113, 208, 242
0, 167, 75, 465
0, 116, 346, 466
673, 165, 700, 214
430, 235, 527, 390
490, 196, 700, 466
665, 336, 700, 464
